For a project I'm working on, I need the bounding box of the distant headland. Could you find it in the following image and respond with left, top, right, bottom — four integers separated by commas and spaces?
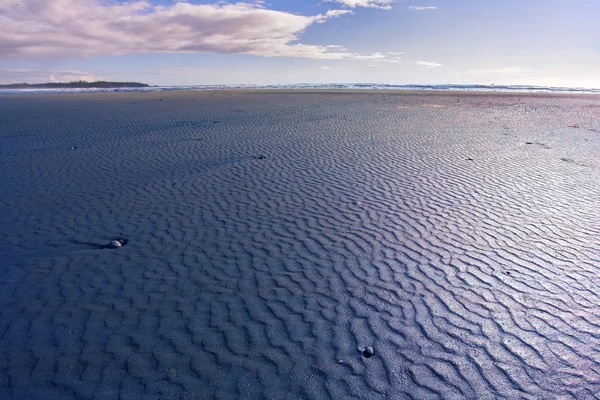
0, 80, 150, 89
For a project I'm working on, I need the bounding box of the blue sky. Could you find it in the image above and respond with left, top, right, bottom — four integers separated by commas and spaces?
1, 0, 599, 87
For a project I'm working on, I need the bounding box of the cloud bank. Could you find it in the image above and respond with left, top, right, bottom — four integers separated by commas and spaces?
0, 68, 101, 83
0, 0, 392, 61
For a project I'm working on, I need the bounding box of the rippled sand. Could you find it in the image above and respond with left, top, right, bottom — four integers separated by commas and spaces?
1, 90, 600, 399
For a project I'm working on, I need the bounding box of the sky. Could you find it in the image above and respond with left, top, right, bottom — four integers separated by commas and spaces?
1, 0, 599, 87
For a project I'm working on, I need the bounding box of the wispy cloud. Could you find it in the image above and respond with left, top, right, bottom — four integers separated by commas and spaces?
417, 61, 442, 68
352, 52, 387, 61
5, 68, 36, 73
408, 6, 437, 10
320, 66, 331, 70
0, 68, 101, 83
466, 67, 535, 74
356, 52, 402, 64
0, 0, 399, 62
327, 0, 397, 10
154, 68, 208, 75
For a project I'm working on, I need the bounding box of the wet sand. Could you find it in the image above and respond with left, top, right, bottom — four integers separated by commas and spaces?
1, 90, 600, 399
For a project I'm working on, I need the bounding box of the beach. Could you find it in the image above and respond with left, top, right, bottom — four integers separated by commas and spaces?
1, 90, 600, 399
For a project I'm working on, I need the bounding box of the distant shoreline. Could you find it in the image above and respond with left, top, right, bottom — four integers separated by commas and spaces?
0, 81, 149, 89
1, 83, 598, 95
2, 89, 599, 101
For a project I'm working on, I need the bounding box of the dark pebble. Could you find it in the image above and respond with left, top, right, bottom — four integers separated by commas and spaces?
255, 155, 266, 160
363, 347, 374, 358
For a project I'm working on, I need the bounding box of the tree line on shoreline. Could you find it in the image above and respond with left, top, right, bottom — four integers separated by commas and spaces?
0, 80, 150, 89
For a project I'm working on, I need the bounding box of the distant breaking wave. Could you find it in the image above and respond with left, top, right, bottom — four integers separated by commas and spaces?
2, 83, 599, 94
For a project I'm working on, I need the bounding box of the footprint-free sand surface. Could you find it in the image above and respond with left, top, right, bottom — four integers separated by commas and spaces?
1, 90, 600, 399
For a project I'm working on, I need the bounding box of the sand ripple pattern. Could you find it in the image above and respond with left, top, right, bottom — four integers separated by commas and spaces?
1, 91, 600, 399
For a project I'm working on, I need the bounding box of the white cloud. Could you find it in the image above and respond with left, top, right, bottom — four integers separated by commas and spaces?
417, 61, 442, 68
320, 9, 355, 18
320, 66, 331, 70
408, 6, 437, 10
466, 67, 535, 75
327, 0, 397, 10
0, 0, 396, 61
354, 52, 402, 64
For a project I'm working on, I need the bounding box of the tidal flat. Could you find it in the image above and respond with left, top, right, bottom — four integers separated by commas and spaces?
1, 90, 600, 399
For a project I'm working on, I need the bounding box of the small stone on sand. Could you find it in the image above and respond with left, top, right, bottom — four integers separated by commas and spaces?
363, 347, 374, 358
105, 239, 126, 249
